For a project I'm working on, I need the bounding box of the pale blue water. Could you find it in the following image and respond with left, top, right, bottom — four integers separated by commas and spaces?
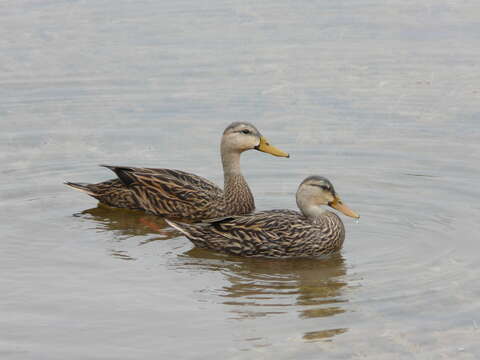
1, 1, 480, 359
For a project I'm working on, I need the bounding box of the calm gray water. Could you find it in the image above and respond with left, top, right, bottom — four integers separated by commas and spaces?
1, 1, 480, 359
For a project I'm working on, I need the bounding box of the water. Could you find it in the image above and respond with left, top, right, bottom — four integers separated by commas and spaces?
1, 1, 480, 359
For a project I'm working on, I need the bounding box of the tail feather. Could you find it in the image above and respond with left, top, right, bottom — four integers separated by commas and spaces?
64, 181, 97, 196
100, 165, 136, 186
165, 219, 191, 236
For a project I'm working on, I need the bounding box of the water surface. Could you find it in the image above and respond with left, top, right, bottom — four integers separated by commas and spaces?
1, 0, 480, 359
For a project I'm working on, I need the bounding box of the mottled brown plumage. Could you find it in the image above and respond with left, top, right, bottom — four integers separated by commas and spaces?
166, 176, 359, 257
65, 122, 289, 221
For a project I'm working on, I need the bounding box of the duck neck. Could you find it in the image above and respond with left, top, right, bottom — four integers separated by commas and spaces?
221, 149, 242, 177
302, 206, 329, 223
296, 191, 329, 222
221, 149, 255, 215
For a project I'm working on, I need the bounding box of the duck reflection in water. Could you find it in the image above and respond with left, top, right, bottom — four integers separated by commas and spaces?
77, 204, 178, 240
74, 204, 179, 260
180, 248, 350, 342
75, 204, 351, 341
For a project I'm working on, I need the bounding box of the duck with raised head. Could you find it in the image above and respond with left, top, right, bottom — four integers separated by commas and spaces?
166, 176, 359, 257
65, 122, 289, 221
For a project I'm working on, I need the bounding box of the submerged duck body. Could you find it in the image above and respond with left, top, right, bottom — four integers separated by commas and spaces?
166, 176, 359, 257
65, 122, 289, 221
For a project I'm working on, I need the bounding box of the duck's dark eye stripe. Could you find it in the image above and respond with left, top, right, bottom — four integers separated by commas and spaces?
240, 129, 251, 134
311, 184, 330, 191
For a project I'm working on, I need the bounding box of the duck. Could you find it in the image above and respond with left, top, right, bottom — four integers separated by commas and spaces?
65, 122, 289, 221
165, 175, 359, 257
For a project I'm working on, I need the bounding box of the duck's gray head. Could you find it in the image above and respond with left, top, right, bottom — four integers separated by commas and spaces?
221, 122, 289, 157
296, 175, 359, 219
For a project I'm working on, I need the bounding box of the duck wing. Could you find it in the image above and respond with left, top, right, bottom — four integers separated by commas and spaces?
168, 210, 310, 256
102, 165, 224, 220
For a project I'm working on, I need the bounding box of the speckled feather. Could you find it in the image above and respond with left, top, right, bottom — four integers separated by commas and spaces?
170, 209, 345, 257
67, 166, 255, 221
65, 121, 290, 221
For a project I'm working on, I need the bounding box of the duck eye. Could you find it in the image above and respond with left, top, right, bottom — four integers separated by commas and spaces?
312, 184, 329, 191
241, 129, 251, 135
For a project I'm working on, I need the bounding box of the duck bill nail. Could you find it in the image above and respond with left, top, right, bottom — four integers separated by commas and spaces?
330, 198, 360, 219
255, 136, 289, 158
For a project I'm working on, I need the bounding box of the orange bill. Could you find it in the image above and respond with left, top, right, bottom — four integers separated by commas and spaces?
329, 197, 360, 218
255, 136, 289, 158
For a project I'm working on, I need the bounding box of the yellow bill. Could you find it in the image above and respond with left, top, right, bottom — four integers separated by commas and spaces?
255, 136, 289, 158
329, 197, 360, 218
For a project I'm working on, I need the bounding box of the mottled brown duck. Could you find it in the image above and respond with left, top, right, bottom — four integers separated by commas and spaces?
166, 176, 359, 257
65, 122, 289, 221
